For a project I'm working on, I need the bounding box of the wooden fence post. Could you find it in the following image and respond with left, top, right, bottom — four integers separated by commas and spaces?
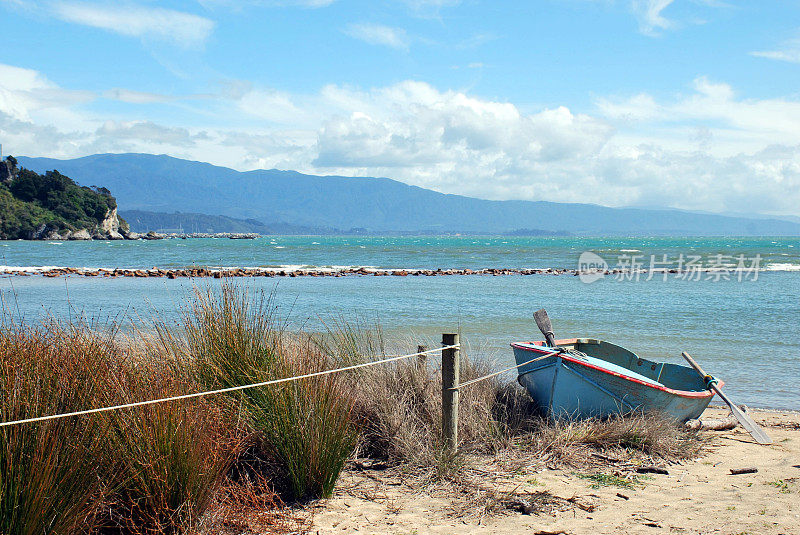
441, 333, 460, 453
417, 344, 428, 371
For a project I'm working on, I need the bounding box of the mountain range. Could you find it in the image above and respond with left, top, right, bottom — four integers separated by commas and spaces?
17, 153, 800, 236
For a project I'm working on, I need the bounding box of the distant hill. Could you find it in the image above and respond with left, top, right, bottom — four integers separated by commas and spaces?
0, 156, 125, 240
120, 210, 333, 235
122, 210, 570, 236
18, 153, 800, 236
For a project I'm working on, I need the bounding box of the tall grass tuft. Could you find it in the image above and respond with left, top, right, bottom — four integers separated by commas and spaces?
0, 319, 115, 535
174, 283, 358, 501
97, 358, 236, 534
0, 313, 241, 535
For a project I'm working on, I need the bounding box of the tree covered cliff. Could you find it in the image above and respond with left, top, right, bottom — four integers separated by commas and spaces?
0, 156, 126, 239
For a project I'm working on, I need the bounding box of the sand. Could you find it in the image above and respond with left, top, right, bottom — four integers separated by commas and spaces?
311, 407, 800, 535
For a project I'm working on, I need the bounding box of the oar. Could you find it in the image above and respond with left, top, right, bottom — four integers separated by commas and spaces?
681, 352, 772, 445
534, 308, 557, 347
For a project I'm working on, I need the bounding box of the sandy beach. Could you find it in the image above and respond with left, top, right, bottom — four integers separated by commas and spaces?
312, 407, 800, 535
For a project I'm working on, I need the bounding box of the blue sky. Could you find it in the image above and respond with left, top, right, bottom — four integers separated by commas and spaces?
2, 0, 800, 216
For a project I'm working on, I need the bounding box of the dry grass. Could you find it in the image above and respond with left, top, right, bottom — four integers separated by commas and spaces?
193, 474, 310, 535
0, 315, 244, 535
348, 345, 498, 470
344, 363, 703, 519
490, 383, 703, 466
352, 351, 701, 468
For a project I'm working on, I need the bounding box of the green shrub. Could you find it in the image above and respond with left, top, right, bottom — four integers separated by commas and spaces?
0, 161, 118, 239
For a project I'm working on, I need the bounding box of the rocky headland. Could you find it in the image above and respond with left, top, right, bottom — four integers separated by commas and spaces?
0, 155, 136, 241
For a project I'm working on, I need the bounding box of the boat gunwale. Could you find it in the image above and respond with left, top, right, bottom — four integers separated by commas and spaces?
511, 339, 719, 400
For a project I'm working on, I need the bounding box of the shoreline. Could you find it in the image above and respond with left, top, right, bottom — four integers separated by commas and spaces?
312, 406, 800, 535
709, 401, 800, 415
0, 265, 782, 278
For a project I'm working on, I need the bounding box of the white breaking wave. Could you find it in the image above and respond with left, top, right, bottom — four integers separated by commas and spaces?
763, 262, 800, 272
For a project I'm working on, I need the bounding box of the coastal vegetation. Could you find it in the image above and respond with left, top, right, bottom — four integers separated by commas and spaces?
0, 156, 126, 240
0, 283, 702, 534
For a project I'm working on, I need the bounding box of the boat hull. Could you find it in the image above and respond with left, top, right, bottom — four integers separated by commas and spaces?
512, 339, 716, 422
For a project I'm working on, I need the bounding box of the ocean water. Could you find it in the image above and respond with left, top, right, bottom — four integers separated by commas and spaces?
1, 236, 799, 410
1, 236, 798, 271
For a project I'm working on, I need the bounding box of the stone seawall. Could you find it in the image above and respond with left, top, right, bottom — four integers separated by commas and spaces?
0, 266, 665, 279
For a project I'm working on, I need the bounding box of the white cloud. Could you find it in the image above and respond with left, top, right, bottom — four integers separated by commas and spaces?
311, 81, 615, 198
53, 3, 215, 48
598, 76, 800, 152
401, 0, 460, 7
631, 0, 674, 36
751, 36, 800, 64
0, 111, 90, 155
399, 0, 460, 17
237, 88, 312, 124
199, 0, 335, 7
0, 63, 93, 123
95, 120, 203, 148
272, 0, 334, 5
752, 49, 800, 64
4, 62, 800, 217
344, 23, 410, 51
104, 88, 174, 104
596, 93, 662, 122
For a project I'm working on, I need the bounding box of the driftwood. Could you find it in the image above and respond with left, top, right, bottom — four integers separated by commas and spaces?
635, 466, 669, 475
685, 412, 739, 431
566, 496, 596, 512
730, 467, 758, 475
591, 452, 621, 463
352, 459, 390, 471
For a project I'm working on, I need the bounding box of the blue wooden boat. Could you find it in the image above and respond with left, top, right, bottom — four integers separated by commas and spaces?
512, 338, 718, 421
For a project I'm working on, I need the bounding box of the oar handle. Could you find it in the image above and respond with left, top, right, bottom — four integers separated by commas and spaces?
681, 351, 708, 378
682, 352, 719, 391
543, 331, 556, 347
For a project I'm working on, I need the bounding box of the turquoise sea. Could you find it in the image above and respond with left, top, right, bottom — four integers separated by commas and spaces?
1, 236, 799, 410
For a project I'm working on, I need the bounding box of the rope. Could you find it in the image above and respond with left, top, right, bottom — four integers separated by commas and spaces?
455, 350, 558, 390
703, 374, 719, 389
0, 344, 459, 428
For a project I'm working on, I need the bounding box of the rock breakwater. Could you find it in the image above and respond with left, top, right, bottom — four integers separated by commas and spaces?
0, 266, 655, 279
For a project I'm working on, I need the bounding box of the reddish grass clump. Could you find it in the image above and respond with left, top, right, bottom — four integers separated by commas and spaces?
0, 320, 116, 535
96, 363, 238, 535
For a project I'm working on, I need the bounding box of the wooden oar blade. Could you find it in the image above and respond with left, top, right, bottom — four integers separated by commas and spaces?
533, 309, 556, 347
714, 388, 773, 445
682, 352, 772, 445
